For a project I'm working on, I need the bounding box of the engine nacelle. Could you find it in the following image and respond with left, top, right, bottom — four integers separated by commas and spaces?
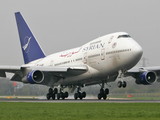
136, 71, 157, 85
26, 70, 44, 84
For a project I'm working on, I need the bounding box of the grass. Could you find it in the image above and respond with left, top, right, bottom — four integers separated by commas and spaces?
0, 102, 160, 120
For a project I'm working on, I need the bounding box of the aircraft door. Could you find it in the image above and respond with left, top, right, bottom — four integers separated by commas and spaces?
101, 48, 105, 60
83, 52, 87, 64
50, 59, 54, 66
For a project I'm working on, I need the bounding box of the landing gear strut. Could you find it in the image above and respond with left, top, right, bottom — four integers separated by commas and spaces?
46, 88, 58, 100
117, 70, 127, 88
57, 86, 69, 100
98, 81, 109, 100
74, 86, 86, 100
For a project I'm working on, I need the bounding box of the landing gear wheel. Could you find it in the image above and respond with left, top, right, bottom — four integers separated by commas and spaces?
82, 92, 86, 98
52, 94, 55, 100
46, 93, 50, 100
64, 92, 69, 98
98, 93, 101, 100
74, 93, 78, 100
80, 96, 82, 100
49, 88, 53, 93
117, 81, 122, 88
122, 81, 127, 88
60, 92, 65, 100
103, 94, 107, 100
78, 92, 81, 98
54, 88, 58, 94
62, 96, 65, 100
105, 88, 109, 94
100, 88, 104, 94
57, 93, 60, 100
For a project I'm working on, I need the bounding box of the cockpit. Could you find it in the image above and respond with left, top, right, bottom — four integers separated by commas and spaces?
118, 34, 131, 39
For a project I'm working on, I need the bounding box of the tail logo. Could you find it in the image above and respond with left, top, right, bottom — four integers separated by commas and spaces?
23, 36, 31, 53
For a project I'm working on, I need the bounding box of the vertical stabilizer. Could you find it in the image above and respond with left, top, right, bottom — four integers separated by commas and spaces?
15, 12, 45, 64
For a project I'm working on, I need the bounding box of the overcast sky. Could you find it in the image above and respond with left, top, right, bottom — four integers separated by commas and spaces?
0, 0, 160, 66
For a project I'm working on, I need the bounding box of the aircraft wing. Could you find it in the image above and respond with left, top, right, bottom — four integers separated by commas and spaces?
128, 66, 160, 73
125, 66, 160, 84
0, 65, 21, 77
0, 65, 88, 82
0, 65, 21, 72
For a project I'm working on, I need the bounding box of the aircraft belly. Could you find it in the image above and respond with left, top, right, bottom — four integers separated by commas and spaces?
56, 64, 118, 86
56, 66, 100, 85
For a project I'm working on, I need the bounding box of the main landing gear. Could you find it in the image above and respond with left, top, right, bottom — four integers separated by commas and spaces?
74, 86, 86, 100
46, 88, 58, 100
57, 87, 69, 100
46, 86, 69, 100
98, 82, 109, 100
117, 70, 127, 88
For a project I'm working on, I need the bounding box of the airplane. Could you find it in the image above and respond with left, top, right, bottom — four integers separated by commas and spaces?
0, 12, 158, 100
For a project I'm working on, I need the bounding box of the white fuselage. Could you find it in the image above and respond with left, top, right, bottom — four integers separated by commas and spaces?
25, 32, 143, 86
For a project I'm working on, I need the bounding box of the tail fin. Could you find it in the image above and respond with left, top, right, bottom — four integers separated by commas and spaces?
15, 12, 45, 64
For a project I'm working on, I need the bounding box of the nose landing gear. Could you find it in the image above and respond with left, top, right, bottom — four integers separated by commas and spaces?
117, 70, 127, 88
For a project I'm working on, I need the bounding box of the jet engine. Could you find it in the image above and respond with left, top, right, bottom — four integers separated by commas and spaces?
26, 70, 44, 84
136, 71, 157, 85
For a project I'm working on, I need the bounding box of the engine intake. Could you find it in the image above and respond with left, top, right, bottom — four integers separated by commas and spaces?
27, 70, 44, 84
139, 71, 157, 85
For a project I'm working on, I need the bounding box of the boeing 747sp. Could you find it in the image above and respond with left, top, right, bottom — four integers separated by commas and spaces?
0, 12, 159, 100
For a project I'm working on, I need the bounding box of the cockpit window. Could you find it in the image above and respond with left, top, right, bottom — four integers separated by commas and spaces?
118, 35, 131, 39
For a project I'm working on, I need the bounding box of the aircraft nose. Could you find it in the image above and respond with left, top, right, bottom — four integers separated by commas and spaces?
132, 44, 143, 59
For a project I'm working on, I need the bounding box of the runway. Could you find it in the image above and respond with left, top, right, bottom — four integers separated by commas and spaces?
0, 98, 160, 103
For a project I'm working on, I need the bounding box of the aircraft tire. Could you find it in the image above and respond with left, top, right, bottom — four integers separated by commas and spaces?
74, 93, 78, 100
62, 96, 65, 100
64, 92, 69, 98
52, 94, 55, 100
100, 88, 104, 94
54, 88, 58, 94
103, 95, 106, 100
57, 93, 60, 100
98, 93, 101, 100
49, 88, 53, 94
82, 92, 86, 98
122, 81, 127, 88
46, 93, 50, 100
77, 92, 81, 98
105, 88, 109, 95
117, 81, 122, 88
80, 96, 83, 100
